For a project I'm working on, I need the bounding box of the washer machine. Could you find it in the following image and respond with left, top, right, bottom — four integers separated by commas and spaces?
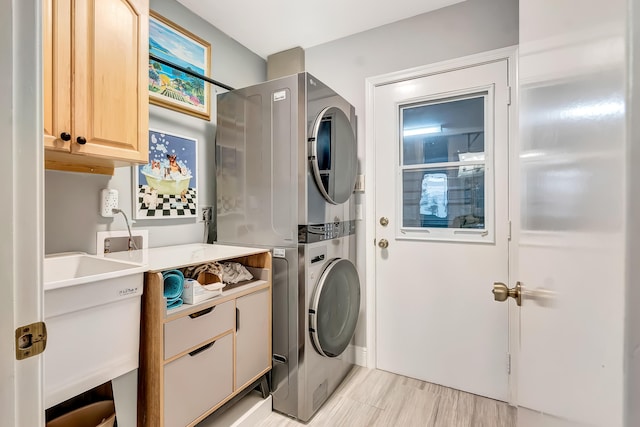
274, 222, 360, 422
215, 72, 360, 422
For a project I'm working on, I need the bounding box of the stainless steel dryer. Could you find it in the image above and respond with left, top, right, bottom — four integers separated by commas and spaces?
215, 72, 360, 422
215, 72, 357, 246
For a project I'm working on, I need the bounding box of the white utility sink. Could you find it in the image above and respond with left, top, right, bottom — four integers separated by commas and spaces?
44, 252, 145, 290
43, 252, 146, 409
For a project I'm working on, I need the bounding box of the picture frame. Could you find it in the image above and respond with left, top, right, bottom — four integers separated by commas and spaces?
148, 11, 211, 120
134, 129, 198, 219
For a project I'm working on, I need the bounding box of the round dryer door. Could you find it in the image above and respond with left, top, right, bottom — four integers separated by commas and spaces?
309, 106, 357, 205
310, 258, 361, 358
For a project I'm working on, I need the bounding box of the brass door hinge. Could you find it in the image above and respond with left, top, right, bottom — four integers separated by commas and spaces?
15, 322, 47, 360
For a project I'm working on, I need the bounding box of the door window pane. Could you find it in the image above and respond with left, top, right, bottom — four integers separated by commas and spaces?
402, 97, 485, 166
399, 93, 488, 237
402, 166, 486, 229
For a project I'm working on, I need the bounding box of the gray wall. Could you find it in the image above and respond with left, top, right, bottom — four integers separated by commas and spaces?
43, 0, 518, 350
44, 0, 266, 254
305, 0, 519, 347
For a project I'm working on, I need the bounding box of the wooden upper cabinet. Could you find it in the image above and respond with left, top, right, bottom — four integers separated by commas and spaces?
73, 0, 149, 161
44, 0, 149, 175
43, 0, 72, 153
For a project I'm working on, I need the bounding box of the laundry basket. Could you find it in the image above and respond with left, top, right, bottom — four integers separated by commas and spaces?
46, 400, 115, 427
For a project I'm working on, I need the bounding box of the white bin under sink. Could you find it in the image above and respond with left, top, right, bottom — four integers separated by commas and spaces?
43, 252, 146, 409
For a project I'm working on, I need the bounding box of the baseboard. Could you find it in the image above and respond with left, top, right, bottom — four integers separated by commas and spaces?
517, 408, 584, 427
197, 392, 272, 427
350, 345, 367, 367
231, 394, 272, 427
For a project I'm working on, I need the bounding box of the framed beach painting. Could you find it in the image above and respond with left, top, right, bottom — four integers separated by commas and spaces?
134, 129, 198, 219
148, 11, 211, 120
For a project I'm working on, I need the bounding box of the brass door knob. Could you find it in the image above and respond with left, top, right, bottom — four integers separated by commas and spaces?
378, 239, 389, 249
380, 217, 389, 226
492, 282, 522, 306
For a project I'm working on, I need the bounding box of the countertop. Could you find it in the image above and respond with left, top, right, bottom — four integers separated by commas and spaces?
104, 243, 269, 272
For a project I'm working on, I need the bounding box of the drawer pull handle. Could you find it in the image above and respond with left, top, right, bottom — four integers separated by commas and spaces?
189, 341, 215, 357
189, 306, 215, 319
236, 308, 240, 332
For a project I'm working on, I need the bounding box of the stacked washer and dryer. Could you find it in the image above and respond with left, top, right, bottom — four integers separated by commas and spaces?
215, 72, 361, 422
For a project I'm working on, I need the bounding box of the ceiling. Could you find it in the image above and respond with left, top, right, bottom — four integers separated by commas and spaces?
176, 0, 466, 59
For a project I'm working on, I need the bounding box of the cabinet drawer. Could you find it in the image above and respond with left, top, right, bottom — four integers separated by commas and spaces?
164, 300, 234, 359
164, 333, 233, 427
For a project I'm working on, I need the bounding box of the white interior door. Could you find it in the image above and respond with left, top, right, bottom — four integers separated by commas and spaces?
515, 0, 627, 425
1, 1, 46, 426
373, 59, 511, 401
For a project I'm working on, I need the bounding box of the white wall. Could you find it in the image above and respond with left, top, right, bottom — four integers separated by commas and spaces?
44, 0, 266, 255
305, 0, 518, 347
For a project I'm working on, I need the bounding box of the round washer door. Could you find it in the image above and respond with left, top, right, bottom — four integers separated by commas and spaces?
309, 106, 357, 205
310, 258, 361, 357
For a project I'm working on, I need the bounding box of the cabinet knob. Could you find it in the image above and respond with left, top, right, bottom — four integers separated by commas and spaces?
60, 132, 71, 141
76, 136, 87, 145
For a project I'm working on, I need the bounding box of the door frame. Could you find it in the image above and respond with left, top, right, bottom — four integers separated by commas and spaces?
364, 45, 519, 404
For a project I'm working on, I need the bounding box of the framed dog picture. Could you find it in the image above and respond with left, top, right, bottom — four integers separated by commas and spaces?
134, 129, 198, 219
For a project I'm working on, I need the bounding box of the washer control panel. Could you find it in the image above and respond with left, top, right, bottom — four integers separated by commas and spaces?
298, 220, 356, 243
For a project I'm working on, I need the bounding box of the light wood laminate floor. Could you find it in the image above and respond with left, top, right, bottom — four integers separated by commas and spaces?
257, 366, 516, 426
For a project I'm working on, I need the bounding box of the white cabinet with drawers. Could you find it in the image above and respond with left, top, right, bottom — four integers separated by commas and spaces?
136, 244, 272, 427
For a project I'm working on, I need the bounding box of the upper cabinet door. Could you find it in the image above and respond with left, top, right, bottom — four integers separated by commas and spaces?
72, 0, 148, 162
43, 0, 72, 152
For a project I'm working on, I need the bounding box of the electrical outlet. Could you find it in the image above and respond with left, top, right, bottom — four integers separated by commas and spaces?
100, 189, 119, 217
97, 230, 148, 255
200, 206, 213, 222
